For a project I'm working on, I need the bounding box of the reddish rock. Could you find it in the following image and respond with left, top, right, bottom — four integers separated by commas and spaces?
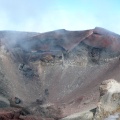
83, 27, 120, 51
0, 108, 55, 120
0, 108, 21, 120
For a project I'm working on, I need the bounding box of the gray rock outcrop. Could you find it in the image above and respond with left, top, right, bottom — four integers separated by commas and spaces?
94, 79, 120, 119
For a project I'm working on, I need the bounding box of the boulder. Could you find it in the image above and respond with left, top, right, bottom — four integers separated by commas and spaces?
94, 79, 120, 119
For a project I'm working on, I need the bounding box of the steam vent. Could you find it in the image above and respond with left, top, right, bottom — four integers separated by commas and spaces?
1, 27, 120, 119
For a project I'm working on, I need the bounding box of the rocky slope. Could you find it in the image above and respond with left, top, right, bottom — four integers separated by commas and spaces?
0, 27, 120, 119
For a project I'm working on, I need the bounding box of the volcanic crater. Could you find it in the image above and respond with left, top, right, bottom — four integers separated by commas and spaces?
0, 27, 120, 119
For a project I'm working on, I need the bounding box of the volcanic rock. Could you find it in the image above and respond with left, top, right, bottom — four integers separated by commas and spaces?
61, 111, 93, 120
0, 108, 21, 120
94, 79, 120, 119
27, 103, 63, 119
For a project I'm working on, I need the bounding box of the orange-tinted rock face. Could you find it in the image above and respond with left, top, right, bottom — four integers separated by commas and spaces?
0, 27, 120, 119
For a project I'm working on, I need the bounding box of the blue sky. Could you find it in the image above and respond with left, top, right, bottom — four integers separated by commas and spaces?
0, 0, 120, 33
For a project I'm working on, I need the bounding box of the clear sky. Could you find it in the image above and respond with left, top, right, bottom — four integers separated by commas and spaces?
0, 0, 120, 33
